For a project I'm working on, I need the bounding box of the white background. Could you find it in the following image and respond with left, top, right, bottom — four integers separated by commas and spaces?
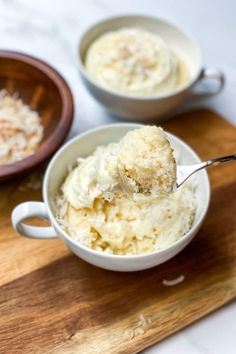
0, 0, 235, 353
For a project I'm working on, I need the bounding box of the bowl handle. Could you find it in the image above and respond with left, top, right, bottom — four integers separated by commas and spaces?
12, 201, 58, 239
189, 67, 225, 100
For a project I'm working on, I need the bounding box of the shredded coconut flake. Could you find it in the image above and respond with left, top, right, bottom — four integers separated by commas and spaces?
0, 89, 43, 165
125, 314, 152, 340
162, 274, 185, 286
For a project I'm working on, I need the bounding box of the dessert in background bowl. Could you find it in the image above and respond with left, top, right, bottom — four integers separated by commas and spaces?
78, 15, 224, 120
84, 28, 190, 97
0, 51, 74, 182
12, 124, 210, 272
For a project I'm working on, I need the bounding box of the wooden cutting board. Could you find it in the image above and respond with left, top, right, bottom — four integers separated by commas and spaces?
0, 109, 235, 354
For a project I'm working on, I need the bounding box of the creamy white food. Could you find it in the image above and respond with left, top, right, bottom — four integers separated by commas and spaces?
118, 126, 176, 195
62, 143, 119, 209
56, 126, 196, 255
85, 28, 190, 96
62, 126, 176, 207
63, 185, 195, 255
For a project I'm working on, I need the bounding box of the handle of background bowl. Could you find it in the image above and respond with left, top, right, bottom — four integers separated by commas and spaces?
12, 201, 58, 239
189, 67, 225, 100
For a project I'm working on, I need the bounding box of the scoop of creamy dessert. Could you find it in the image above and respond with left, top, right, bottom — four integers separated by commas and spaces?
56, 126, 196, 256
62, 126, 176, 209
117, 126, 176, 196
84, 28, 190, 96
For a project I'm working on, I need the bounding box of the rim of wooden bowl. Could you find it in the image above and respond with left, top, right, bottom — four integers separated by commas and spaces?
0, 50, 74, 182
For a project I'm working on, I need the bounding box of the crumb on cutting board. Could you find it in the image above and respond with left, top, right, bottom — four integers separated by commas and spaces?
162, 274, 185, 286
125, 314, 152, 340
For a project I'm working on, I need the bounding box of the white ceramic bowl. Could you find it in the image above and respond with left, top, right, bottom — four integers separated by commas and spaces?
12, 124, 210, 272
78, 15, 224, 120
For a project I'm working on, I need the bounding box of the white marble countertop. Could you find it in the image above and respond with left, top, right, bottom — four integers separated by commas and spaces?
0, 0, 235, 353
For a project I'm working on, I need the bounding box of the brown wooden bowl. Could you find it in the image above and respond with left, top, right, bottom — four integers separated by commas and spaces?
0, 51, 74, 182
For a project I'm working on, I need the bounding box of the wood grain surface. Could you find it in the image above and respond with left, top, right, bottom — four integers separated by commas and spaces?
0, 109, 235, 354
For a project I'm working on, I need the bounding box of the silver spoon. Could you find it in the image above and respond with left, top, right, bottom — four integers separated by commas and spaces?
118, 153, 236, 196
177, 153, 236, 188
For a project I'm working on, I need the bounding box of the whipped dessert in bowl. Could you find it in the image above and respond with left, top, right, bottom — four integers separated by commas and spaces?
57, 126, 194, 256
116, 126, 176, 196
78, 15, 224, 120
85, 28, 190, 97
12, 124, 210, 271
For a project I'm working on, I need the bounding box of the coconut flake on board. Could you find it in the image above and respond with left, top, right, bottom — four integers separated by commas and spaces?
125, 314, 152, 340
162, 274, 185, 286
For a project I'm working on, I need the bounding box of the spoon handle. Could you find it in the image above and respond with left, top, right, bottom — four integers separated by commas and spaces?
176, 153, 236, 188
206, 153, 236, 167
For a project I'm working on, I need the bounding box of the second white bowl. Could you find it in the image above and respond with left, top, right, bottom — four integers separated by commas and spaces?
78, 15, 224, 120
